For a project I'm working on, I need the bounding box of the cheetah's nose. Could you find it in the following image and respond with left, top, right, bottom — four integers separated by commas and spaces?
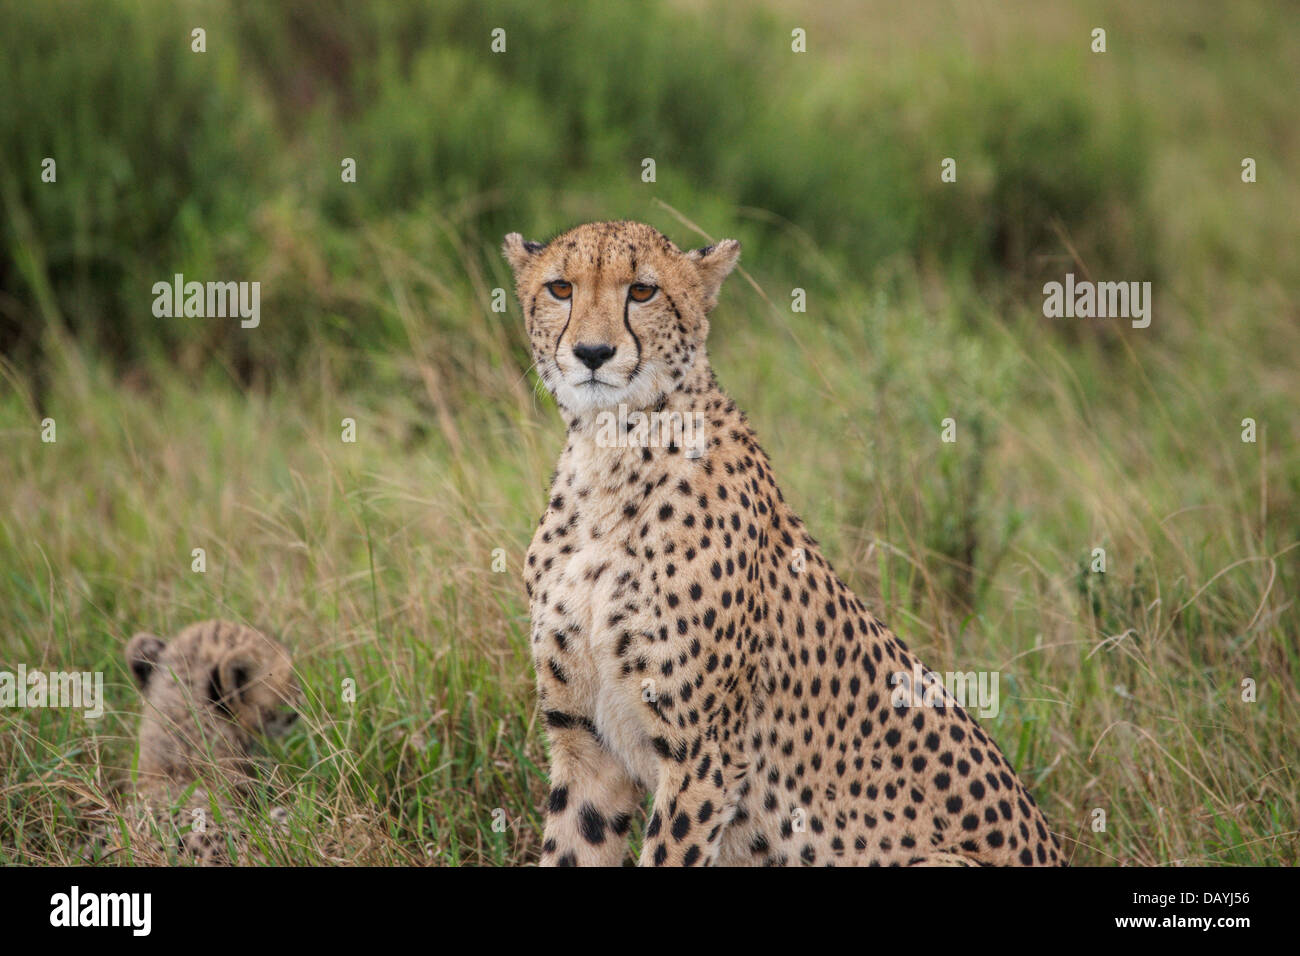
573, 343, 616, 370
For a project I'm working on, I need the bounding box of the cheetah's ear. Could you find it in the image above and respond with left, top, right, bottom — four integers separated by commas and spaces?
214, 648, 257, 703
502, 233, 545, 276
687, 239, 741, 311
125, 632, 166, 689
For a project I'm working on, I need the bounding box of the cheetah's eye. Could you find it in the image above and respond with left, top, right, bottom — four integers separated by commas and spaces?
629, 283, 658, 303
546, 280, 572, 300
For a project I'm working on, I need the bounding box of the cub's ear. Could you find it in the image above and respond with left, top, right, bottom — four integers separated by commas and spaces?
687, 239, 742, 311
125, 633, 166, 689
502, 232, 546, 276
213, 649, 257, 703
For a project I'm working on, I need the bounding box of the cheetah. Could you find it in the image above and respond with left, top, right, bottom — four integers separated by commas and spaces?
101, 620, 300, 864
505, 220, 1063, 867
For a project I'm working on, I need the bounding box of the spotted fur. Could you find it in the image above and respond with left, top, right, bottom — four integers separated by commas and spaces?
506, 221, 1062, 867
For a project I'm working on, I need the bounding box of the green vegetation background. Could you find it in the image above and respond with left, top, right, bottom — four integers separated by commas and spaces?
1, 0, 1295, 865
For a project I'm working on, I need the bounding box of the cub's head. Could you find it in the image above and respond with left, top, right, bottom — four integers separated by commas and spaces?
503, 221, 740, 415
126, 621, 302, 749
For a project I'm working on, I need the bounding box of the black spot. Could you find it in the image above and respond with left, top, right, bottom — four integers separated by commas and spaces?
671, 813, 691, 841
578, 803, 607, 845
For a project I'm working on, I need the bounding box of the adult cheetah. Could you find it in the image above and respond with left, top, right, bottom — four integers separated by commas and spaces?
505, 220, 1062, 867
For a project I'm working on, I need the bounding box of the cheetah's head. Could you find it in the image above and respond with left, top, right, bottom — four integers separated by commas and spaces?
126, 623, 302, 745
503, 221, 740, 416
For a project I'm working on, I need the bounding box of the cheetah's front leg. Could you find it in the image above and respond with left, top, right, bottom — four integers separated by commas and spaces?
539, 720, 641, 867
639, 735, 728, 867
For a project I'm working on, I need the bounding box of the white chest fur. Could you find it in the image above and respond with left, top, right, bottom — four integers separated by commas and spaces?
527, 436, 672, 789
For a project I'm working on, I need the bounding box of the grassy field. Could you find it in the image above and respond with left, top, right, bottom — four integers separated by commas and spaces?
1, 0, 1296, 865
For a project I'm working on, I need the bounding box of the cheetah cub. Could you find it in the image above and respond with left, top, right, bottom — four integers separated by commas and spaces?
505, 221, 1062, 867
114, 620, 300, 864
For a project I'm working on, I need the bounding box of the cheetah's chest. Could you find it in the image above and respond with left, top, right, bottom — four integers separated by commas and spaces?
527, 487, 661, 787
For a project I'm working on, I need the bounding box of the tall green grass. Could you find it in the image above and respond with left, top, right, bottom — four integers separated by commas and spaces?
1, 0, 1296, 865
